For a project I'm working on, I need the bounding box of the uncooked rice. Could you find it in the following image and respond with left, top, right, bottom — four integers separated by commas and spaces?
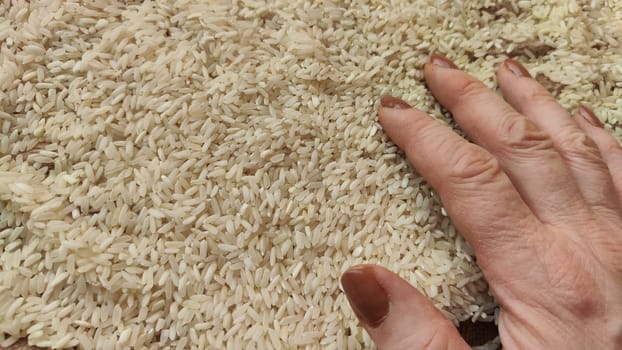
1, 0, 621, 349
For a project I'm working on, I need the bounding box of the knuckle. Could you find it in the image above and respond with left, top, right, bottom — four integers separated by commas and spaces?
447, 146, 502, 186
415, 121, 443, 144
524, 85, 558, 106
498, 116, 554, 154
556, 129, 602, 161
403, 121, 442, 155
453, 78, 489, 105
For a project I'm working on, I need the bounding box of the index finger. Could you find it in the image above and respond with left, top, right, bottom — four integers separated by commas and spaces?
378, 96, 540, 275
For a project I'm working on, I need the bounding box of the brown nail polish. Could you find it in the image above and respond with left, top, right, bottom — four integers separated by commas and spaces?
380, 96, 412, 109
578, 105, 604, 128
504, 58, 532, 78
341, 266, 390, 328
429, 54, 458, 69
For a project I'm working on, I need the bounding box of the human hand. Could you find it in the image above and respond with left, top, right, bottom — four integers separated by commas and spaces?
340, 54, 622, 349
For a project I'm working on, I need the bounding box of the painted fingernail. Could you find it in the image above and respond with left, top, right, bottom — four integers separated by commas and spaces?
504, 58, 532, 78
341, 266, 390, 328
380, 96, 412, 109
578, 105, 603, 128
429, 54, 458, 69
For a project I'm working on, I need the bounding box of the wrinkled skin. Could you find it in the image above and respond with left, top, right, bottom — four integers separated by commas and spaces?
341, 55, 622, 349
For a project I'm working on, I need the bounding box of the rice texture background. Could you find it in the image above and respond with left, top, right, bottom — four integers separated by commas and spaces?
1, 0, 621, 348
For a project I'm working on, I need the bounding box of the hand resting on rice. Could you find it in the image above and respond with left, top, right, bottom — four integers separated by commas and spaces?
340, 54, 622, 350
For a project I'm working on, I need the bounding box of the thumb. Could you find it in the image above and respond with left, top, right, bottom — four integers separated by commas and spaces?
341, 265, 470, 350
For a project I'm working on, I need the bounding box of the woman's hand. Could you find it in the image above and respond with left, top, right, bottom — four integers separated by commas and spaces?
340, 54, 622, 349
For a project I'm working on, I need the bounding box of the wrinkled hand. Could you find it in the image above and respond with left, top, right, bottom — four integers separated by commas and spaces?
340, 54, 622, 349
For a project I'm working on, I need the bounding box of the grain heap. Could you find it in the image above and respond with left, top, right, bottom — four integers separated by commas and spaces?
1, 0, 621, 348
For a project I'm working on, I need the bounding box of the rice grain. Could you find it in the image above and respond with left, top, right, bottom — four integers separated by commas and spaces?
1, 1, 620, 349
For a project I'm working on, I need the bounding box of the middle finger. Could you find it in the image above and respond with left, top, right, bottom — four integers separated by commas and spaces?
423, 54, 588, 225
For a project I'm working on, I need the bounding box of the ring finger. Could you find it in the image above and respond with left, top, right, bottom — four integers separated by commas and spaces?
573, 106, 622, 209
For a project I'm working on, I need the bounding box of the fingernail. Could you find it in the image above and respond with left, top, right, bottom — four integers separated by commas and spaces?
380, 96, 412, 109
429, 54, 458, 69
341, 266, 390, 328
578, 105, 603, 128
504, 58, 532, 78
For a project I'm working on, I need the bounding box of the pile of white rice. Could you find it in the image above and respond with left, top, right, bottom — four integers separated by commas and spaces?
1, 0, 621, 348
